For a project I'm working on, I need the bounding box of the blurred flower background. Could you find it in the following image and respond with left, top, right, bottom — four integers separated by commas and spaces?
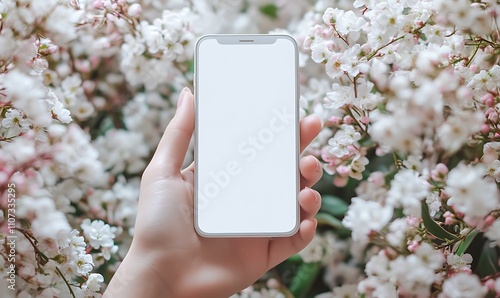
1, 0, 500, 297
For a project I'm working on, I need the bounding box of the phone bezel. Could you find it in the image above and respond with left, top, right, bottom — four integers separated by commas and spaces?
193, 34, 300, 237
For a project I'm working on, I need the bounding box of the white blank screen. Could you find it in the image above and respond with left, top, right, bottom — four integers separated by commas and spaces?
195, 36, 298, 236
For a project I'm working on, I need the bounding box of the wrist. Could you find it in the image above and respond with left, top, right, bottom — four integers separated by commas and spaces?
106, 242, 242, 298
104, 246, 176, 298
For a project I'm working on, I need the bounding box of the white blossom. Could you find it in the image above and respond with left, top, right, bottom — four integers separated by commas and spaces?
331, 284, 358, 298
3, 70, 52, 127
387, 169, 430, 217
445, 164, 499, 219
1, 108, 30, 137
324, 84, 353, 109
485, 218, 500, 247
95, 129, 149, 175
51, 100, 73, 124
386, 218, 411, 249
299, 234, 325, 263
348, 154, 369, 180
72, 253, 94, 275
83, 273, 104, 293
328, 125, 361, 158
335, 11, 366, 36
311, 42, 332, 63
437, 112, 484, 153
365, 251, 393, 282
447, 253, 473, 271
342, 198, 393, 243
439, 273, 487, 298
81, 219, 117, 249
486, 160, 500, 182
58, 229, 86, 256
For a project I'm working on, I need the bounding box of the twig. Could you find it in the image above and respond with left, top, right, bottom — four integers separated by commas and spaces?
466, 43, 481, 67
16, 228, 77, 298
56, 267, 77, 298
345, 106, 369, 136
333, 26, 349, 46
368, 36, 405, 60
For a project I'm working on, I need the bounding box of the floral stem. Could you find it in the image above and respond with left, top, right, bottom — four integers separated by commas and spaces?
17, 228, 77, 298
466, 42, 481, 67
346, 106, 369, 136
333, 26, 349, 46
368, 36, 404, 60
392, 151, 400, 169
436, 236, 463, 249
56, 267, 77, 298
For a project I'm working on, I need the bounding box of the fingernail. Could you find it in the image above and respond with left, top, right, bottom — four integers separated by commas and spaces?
312, 114, 324, 128
177, 87, 189, 108
311, 218, 318, 229
313, 190, 321, 204
306, 187, 320, 204
315, 159, 321, 172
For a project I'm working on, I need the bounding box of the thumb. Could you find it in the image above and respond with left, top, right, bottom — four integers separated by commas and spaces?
149, 87, 194, 177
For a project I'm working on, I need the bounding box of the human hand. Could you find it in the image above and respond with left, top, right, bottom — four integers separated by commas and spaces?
104, 88, 323, 298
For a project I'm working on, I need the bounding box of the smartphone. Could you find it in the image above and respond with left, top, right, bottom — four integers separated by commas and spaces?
194, 34, 299, 237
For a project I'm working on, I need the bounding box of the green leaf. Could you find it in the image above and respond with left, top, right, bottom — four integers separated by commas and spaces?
456, 230, 479, 256
320, 195, 348, 216
384, 170, 398, 185
289, 262, 321, 298
287, 254, 303, 264
259, 4, 278, 19
477, 240, 499, 277
394, 207, 405, 219
280, 286, 296, 298
187, 59, 195, 75
72, 275, 87, 284
315, 212, 344, 229
421, 201, 457, 242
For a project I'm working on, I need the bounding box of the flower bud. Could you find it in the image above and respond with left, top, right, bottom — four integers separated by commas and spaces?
93, 0, 104, 9
484, 279, 495, 290
30, 58, 49, 73
343, 115, 354, 124
337, 165, 350, 176
127, 3, 142, 18
407, 240, 420, 253
483, 215, 496, 228
329, 116, 342, 125
481, 124, 490, 133
481, 93, 495, 107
